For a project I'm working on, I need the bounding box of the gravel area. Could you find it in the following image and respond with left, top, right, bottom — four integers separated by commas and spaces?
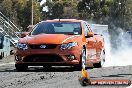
0, 55, 15, 64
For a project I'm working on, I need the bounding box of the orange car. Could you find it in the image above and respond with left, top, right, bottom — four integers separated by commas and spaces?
15, 19, 105, 71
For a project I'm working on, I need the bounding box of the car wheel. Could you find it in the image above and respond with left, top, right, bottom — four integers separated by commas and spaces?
15, 64, 28, 71
0, 52, 2, 59
94, 50, 105, 68
74, 48, 86, 70
2, 52, 4, 58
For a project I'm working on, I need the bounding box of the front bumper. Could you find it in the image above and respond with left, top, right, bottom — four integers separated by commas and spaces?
15, 47, 82, 66
15, 60, 79, 66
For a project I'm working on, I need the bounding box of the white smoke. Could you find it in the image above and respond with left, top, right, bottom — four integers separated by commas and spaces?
89, 21, 132, 67
104, 27, 132, 67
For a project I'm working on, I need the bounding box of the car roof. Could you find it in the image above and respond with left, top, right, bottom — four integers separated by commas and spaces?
41, 19, 83, 22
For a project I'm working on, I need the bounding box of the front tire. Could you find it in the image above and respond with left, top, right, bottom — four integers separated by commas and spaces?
2, 52, 4, 58
15, 64, 28, 71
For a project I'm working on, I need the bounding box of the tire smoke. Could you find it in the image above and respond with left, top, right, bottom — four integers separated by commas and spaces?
103, 26, 132, 67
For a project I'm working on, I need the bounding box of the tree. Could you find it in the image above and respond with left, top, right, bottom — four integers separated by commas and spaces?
0, 0, 41, 31
123, 0, 132, 30
1, 0, 13, 18
52, 2, 64, 19
1, 0, 131, 31
41, 0, 54, 20
13, 0, 41, 31
33, 1, 41, 24
77, 0, 113, 23
108, 0, 127, 28
13, 0, 27, 30
63, 1, 78, 18
41, 0, 78, 19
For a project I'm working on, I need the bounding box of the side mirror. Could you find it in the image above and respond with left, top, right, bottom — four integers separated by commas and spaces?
86, 32, 94, 38
20, 32, 29, 38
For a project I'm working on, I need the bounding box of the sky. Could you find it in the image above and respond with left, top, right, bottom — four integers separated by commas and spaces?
40, 0, 48, 12
40, 0, 46, 6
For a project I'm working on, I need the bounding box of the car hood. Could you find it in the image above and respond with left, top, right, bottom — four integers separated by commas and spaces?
19, 34, 81, 44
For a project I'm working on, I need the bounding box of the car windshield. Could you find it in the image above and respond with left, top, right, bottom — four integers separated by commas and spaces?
31, 22, 81, 35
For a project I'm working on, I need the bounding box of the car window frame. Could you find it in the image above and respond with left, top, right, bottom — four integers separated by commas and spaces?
30, 22, 82, 35
84, 22, 90, 36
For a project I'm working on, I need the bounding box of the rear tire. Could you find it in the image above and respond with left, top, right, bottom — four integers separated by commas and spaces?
0, 52, 2, 59
0, 52, 4, 59
94, 50, 105, 68
15, 64, 28, 71
2, 52, 4, 58
94, 62, 102, 68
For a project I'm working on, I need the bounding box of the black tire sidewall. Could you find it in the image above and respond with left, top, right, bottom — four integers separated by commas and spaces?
15, 64, 28, 71
100, 50, 105, 66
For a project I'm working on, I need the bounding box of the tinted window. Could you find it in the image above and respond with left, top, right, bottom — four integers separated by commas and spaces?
31, 22, 81, 35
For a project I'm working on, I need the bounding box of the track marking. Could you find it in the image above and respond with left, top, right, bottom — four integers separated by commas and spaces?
0, 62, 15, 66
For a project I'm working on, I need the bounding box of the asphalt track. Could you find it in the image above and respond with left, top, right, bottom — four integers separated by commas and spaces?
0, 56, 131, 88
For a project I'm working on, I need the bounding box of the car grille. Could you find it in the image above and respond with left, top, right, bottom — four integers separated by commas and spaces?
29, 44, 58, 49
23, 54, 63, 62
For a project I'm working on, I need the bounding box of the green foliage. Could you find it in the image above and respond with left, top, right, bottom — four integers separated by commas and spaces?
0, 0, 131, 30
76, 0, 114, 21
62, 1, 78, 18
101, 5, 109, 16
41, 0, 78, 19
0, 0, 4, 3
1, 0, 13, 17
52, 2, 64, 18
77, 1, 86, 12
33, 2, 41, 24
105, 0, 113, 5
13, 0, 28, 30
0, 0, 41, 31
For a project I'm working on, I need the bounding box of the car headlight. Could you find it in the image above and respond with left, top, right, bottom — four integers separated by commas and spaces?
16, 43, 28, 50
60, 42, 77, 50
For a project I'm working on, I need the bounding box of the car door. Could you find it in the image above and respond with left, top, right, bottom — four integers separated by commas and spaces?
83, 22, 97, 62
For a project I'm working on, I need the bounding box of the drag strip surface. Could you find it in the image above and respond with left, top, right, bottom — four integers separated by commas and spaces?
0, 62, 131, 88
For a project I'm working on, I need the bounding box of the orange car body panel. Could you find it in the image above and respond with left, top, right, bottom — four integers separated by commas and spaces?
15, 19, 104, 66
